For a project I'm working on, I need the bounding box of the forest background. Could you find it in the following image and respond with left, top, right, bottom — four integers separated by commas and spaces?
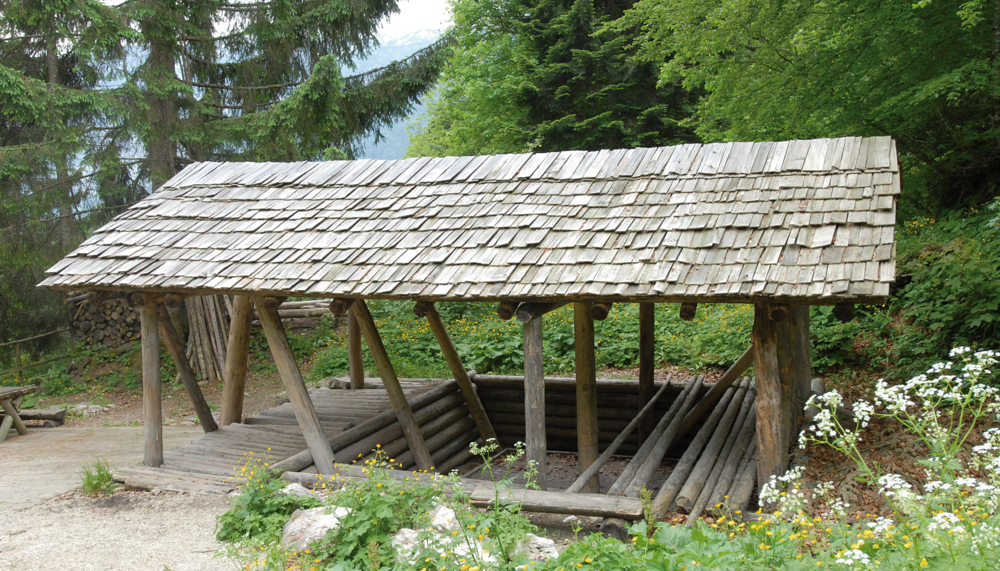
2, 0, 999, 395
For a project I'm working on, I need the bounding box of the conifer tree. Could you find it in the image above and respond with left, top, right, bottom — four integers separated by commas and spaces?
408, 0, 697, 156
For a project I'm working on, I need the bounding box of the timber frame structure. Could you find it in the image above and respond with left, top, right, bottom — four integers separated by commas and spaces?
41, 136, 899, 519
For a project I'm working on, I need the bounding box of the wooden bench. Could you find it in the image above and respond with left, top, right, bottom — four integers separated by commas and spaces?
0, 385, 40, 442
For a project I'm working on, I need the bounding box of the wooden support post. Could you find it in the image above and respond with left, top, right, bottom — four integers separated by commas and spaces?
421, 301, 498, 443
753, 303, 795, 487
575, 302, 599, 493
139, 303, 163, 467
778, 305, 811, 438
253, 297, 337, 475
352, 299, 434, 471
347, 308, 364, 390
638, 303, 655, 445
523, 314, 547, 490
157, 305, 217, 432
221, 295, 253, 426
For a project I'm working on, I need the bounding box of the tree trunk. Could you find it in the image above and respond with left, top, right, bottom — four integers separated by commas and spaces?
146, 35, 177, 190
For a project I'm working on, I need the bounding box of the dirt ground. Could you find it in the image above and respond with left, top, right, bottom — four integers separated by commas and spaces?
0, 491, 233, 571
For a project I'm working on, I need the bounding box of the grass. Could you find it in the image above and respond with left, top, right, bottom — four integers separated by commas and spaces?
80, 458, 118, 496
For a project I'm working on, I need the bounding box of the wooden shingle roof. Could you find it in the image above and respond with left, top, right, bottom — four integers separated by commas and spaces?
41, 136, 899, 303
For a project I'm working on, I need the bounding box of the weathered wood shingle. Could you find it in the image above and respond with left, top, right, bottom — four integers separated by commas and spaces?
41, 137, 899, 303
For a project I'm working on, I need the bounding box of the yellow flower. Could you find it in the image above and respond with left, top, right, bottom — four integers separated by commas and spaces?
920, 559, 928, 567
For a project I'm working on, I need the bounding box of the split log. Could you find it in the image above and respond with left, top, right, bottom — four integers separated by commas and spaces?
674, 379, 750, 513
0, 407, 66, 423
651, 383, 740, 516
340, 392, 465, 464
566, 378, 672, 493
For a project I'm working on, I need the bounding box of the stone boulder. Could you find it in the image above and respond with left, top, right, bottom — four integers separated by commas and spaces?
281, 506, 351, 550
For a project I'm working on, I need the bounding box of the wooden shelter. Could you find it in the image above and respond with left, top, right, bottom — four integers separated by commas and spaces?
41, 136, 899, 516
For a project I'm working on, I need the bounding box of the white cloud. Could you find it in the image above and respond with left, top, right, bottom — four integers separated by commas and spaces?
378, 0, 452, 41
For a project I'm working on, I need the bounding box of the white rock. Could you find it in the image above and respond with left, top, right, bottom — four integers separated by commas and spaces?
281, 506, 351, 550
428, 504, 460, 532
279, 483, 314, 497
391, 528, 494, 565
517, 533, 559, 561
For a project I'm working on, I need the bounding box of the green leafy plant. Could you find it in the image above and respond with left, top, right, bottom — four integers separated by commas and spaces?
80, 459, 118, 496
216, 455, 320, 543
310, 448, 451, 569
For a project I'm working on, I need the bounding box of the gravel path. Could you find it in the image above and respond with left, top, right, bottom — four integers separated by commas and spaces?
0, 492, 234, 571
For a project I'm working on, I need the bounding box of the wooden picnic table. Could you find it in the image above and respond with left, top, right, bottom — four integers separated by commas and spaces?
0, 385, 39, 442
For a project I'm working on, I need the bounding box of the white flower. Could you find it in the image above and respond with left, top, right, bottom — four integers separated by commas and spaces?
927, 512, 965, 534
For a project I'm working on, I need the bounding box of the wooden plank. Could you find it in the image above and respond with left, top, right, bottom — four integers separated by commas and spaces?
140, 303, 163, 467
253, 296, 337, 475
753, 303, 791, 487
523, 314, 547, 490
348, 307, 365, 389
158, 305, 217, 432
221, 295, 253, 426
352, 299, 434, 471
422, 302, 498, 443
574, 302, 599, 493
638, 303, 655, 444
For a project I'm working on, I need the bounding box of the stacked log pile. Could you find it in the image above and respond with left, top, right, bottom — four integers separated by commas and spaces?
67, 292, 139, 348
183, 295, 231, 383
472, 375, 706, 456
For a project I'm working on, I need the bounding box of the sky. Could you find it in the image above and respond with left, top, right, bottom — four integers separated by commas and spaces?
378, 0, 453, 41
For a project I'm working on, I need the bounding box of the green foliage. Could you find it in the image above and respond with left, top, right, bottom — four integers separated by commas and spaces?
612, 0, 1000, 212
407, 0, 698, 157
79, 458, 118, 496
311, 450, 450, 569
216, 456, 320, 544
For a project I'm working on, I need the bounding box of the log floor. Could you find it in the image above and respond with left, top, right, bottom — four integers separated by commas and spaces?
114, 382, 441, 494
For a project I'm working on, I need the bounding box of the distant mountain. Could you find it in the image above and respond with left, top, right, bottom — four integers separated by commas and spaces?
351, 30, 443, 160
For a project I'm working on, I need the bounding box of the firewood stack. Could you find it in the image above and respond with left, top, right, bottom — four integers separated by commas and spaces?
67, 291, 140, 348
183, 295, 231, 383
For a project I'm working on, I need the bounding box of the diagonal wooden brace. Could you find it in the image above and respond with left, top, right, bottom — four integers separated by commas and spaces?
352, 299, 434, 471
